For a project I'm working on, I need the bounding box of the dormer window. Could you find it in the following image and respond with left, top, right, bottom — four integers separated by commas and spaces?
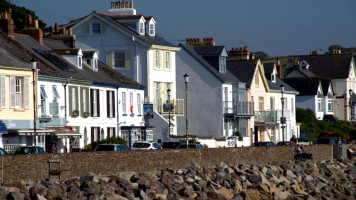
149, 23, 155, 36
78, 56, 82, 69
300, 60, 309, 69
271, 74, 276, 82
219, 57, 226, 73
139, 22, 144, 35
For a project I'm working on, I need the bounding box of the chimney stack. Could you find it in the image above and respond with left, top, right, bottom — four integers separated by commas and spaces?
276, 60, 282, 79
228, 46, 251, 60
55, 22, 59, 34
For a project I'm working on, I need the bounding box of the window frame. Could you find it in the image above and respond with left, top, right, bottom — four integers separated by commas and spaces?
14, 77, 22, 108
91, 23, 101, 34
219, 57, 226, 73
114, 50, 125, 68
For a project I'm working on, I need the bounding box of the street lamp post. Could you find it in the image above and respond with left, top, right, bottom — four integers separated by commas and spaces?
167, 88, 171, 142
184, 74, 189, 147
31, 58, 37, 149
280, 84, 285, 142
350, 89, 353, 129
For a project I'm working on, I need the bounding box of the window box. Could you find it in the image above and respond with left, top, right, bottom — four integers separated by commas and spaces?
72, 110, 79, 117
83, 112, 90, 118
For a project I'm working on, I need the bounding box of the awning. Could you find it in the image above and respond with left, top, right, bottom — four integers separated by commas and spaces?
17, 129, 52, 136
46, 126, 81, 138
0, 122, 8, 133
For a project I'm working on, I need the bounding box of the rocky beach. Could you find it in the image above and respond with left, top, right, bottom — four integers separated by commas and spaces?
1, 158, 355, 200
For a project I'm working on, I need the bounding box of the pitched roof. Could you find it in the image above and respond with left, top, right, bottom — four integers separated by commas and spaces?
179, 44, 240, 83
286, 54, 353, 79
226, 60, 257, 88
51, 48, 80, 55
2, 33, 143, 88
63, 11, 176, 48
262, 62, 275, 74
283, 77, 322, 96
267, 78, 298, 93
194, 46, 225, 56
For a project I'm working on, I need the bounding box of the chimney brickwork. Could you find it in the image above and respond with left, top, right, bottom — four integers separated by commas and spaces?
186, 37, 215, 46
228, 46, 253, 60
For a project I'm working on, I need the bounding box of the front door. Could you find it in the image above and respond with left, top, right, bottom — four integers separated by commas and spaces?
254, 126, 258, 142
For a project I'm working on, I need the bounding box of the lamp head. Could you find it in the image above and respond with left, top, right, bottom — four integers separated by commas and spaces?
30, 58, 37, 70
280, 84, 284, 92
184, 73, 189, 83
167, 88, 171, 96
350, 89, 353, 96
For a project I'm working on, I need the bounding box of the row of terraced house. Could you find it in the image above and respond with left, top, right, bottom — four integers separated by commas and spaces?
0, 1, 355, 152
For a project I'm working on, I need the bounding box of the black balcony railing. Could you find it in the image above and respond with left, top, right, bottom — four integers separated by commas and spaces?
223, 101, 254, 116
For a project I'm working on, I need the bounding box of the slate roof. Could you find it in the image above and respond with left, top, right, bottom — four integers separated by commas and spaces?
194, 46, 225, 56
63, 11, 176, 48
284, 66, 316, 78
52, 48, 80, 55
286, 54, 353, 79
0, 32, 143, 88
0, 33, 67, 78
283, 77, 321, 96
267, 78, 297, 93
226, 60, 257, 89
179, 44, 240, 83
0, 43, 29, 69
263, 62, 275, 74
83, 51, 96, 58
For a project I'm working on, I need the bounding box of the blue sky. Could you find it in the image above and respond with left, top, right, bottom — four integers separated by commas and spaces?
12, 0, 356, 56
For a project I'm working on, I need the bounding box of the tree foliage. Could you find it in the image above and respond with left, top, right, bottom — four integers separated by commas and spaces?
327, 45, 356, 54
297, 108, 350, 139
0, 0, 46, 30
84, 136, 127, 151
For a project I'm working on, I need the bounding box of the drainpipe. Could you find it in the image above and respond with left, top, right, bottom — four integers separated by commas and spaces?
117, 86, 120, 139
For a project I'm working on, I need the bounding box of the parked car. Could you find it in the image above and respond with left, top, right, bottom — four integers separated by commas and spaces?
162, 142, 185, 149
13, 146, 45, 155
178, 143, 204, 149
94, 144, 129, 151
277, 141, 296, 146
315, 137, 336, 145
131, 141, 162, 150
0, 148, 8, 155
251, 142, 276, 147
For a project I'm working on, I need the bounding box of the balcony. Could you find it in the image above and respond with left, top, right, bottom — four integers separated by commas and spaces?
254, 110, 278, 125
153, 98, 184, 116
224, 101, 254, 117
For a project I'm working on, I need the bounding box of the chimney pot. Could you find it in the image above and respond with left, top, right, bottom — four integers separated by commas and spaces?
116, 2, 120, 8
4, 11, 8, 19
197, 38, 200, 43
62, 27, 66, 36
34, 20, 39, 28
69, 28, 73, 36
193, 38, 197, 43
186, 38, 189, 44
211, 37, 214, 42
131, 0, 134, 8
203, 38, 206, 42
232, 48, 235, 51
244, 46, 248, 50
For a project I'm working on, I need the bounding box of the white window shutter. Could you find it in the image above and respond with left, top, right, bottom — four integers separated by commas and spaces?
169, 52, 173, 70
10, 76, 15, 108
125, 50, 131, 69
24, 77, 29, 108
106, 51, 113, 67
0, 76, 5, 108
163, 51, 166, 69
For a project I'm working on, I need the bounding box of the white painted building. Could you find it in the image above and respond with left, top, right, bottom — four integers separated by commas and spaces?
63, 2, 182, 142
